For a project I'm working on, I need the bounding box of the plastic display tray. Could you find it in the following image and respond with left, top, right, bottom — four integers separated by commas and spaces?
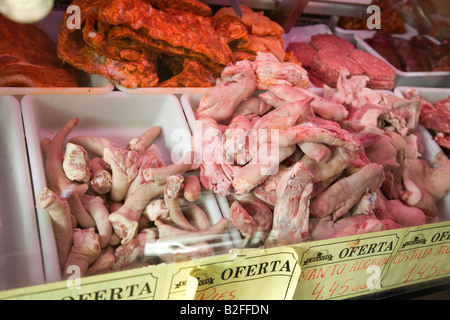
0, 96, 45, 290
21, 92, 230, 283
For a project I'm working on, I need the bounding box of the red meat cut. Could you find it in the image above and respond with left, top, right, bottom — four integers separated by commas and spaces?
310, 34, 355, 56
310, 50, 364, 87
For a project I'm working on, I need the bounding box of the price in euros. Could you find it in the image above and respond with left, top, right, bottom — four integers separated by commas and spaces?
311, 279, 354, 300
402, 260, 449, 282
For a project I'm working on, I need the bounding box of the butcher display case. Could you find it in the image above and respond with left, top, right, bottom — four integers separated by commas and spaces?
0, 0, 449, 301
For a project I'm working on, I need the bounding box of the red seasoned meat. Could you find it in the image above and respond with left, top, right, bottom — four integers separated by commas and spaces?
310, 34, 355, 56
286, 42, 317, 68
310, 50, 363, 88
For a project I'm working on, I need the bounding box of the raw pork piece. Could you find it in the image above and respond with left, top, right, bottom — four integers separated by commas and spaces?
193, 117, 233, 196
63, 228, 101, 279
230, 192, 272, 241
36, 188, 73, 271
421, 101, 450, 135
401, 152, 450, 218
310, 163, 385, 220
310, 34, 355, 56
86, 246, 115, 276
365, 132, 404, 172
164, 174, 196, 231
270, 162, 313, 245
196, 59, 256, 122
222, 114, 254, 165
142, 198, 169, 222
103, 147, 141, 202
230, 97, 272, 119
81, 195, 112, 248
435, 132, 450, 149
378, 199, 426, 227
89, 157, 112, 195
252, 165, 290, 208
310, 51, 364, 88
63, 143, 92, 183
310, 214, 386, 241
263, 84, 348, 121
232, 145, 296, 194
252, 52, 309, 90
114, 229, 156, 270
230, 201, 258, 238
350, 49, 395, 90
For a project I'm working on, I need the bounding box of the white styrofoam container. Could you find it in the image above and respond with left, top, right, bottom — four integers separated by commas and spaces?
354, 34, 450, 88
0, 11, 114, 95
0, 96, 45, 290
330, 15, 418, 45
21, 92, 230, 282
394, 86, 450, 222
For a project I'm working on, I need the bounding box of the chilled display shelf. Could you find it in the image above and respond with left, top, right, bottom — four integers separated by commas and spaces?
0, 0, 449, 300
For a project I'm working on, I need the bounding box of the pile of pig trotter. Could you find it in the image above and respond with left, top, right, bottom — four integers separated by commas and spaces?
37, 119, 229, 279
193, 52, 450, 246
36, 51, 449, 280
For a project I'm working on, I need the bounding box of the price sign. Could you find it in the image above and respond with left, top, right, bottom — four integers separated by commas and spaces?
0, 265, 162, 300
182, 247, 301, 300
382, 222, 450, 288
293, 230, 402, 300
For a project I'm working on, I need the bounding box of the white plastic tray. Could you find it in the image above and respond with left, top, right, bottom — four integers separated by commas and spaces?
330, 15, 418, 45
354, 34, 450, 88
0, 96, 45, 290
116, 84, 210, 95
21, 92, 229, 282
0, 10, 114, 96
0, 74, 114, 96
394, 87, 450, 222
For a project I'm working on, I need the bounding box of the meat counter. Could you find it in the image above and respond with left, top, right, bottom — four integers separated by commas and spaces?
0, 0, 449, 300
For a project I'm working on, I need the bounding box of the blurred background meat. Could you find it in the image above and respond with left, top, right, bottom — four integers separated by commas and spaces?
366, 31, 450, 72
0, 14, 77, 87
